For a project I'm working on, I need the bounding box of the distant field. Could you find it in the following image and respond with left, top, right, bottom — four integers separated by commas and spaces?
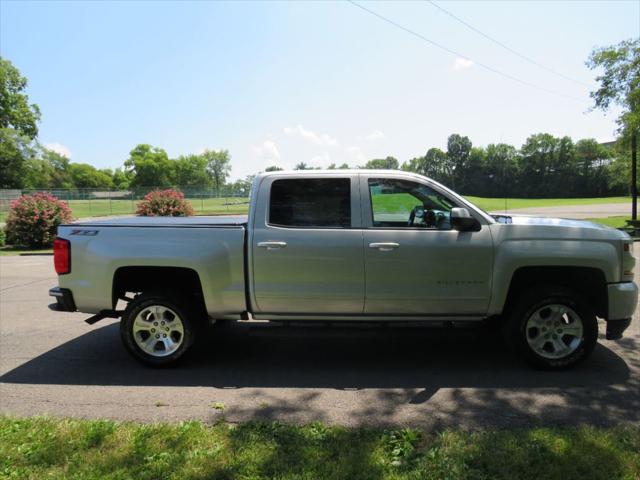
0, 195, 631, 222
371, 194, 630, 215
584, 216, 628, 229
465, 196, 631, 212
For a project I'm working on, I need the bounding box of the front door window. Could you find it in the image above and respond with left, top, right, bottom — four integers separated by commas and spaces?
368, 178, 456, 230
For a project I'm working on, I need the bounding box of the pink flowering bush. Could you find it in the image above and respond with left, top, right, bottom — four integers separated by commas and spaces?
5, 193, 73, 248
136, 189, 194, 217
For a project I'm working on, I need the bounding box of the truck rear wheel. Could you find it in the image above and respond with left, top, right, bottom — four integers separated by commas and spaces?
504, 285, 598, 369
120, 292, 195, 367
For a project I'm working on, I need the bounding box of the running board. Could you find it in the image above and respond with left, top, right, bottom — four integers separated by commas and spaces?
85, 309, 123, 325
250, 314, 486, 322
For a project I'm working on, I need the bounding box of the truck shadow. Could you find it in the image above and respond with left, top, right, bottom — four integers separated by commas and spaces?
0, 320, 633, 391
3, 320, 638, 427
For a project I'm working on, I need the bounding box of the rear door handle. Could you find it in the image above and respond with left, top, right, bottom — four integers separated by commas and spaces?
369, 242, 400, 251
257, 241, 287, 250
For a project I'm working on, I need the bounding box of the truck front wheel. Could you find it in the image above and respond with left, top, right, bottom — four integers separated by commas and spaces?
504, 285, 598, 369
120, 293, 195, 367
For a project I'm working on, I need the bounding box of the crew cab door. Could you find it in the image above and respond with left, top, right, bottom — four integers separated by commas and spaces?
361, 174, 493, 316
250, 174, 364, 314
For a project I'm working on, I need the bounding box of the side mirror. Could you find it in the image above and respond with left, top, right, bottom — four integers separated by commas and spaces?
450, 208, 481, 232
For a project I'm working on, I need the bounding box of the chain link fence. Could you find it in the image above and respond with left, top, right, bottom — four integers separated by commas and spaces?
0, 187, 252, 221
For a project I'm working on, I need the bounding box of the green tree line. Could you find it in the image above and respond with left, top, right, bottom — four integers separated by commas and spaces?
396, 133, 628, 198
273, 132, 627, 198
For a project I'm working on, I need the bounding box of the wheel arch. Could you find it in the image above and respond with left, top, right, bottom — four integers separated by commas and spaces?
112, 266, 207, 317
501, 266, 608, 318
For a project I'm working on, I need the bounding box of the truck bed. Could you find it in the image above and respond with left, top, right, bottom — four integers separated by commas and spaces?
57, 215, 248, 317
68, 215, 248, 227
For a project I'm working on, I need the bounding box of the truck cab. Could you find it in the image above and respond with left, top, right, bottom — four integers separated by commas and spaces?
248, 171, 494, 318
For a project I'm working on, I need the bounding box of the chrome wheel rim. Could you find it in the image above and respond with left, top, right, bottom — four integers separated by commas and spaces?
132, 305, 185, 357
525, 304, 584, 360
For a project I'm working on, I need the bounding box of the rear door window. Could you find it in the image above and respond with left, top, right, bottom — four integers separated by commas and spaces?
269, 178, 351, 228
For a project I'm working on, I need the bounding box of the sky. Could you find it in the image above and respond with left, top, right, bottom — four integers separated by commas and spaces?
1, 0, 639, 181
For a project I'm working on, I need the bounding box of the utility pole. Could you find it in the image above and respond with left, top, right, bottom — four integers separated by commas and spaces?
632, 132, 637, 220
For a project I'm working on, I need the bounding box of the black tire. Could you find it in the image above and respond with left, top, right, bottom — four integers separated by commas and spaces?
120, 292, 196, 367
503, 285, 598, 370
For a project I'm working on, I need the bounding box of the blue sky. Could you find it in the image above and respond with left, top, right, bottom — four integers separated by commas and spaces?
1, 0, 638, 180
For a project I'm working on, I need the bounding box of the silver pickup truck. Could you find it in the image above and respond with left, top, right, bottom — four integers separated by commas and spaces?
49, 170, 638, 369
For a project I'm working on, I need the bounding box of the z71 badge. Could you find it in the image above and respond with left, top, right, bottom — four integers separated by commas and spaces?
70, 229, 99, 236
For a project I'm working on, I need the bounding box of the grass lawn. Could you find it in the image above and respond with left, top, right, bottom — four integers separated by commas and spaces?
585, 216, 630, 229
371, 193, 631, 216
1, 417, 638, 480
465, 196, 631, 212
0, 246, 52, 256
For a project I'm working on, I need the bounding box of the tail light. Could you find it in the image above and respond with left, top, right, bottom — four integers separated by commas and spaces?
622, 241, 635, 280
54, 238, 71, 275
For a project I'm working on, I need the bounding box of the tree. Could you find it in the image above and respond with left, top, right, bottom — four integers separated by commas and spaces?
69, 163, 114, 189
464, 147, 487, 195
363, 156, 399, 169
203, 149, 231, 190
402, 148, 452, 185
606, 150, 631, 195
112, 168, 132, 190
0, 57, 41, 139
0, 129, 36, 188
174, 154, 210, 187
447, 134, 472, 191
587, 38, 640, 218
124, 144, 174, 187
229, 175, 255, 195
41, 147, 73, 188
294, 162, 310, 170
518, 134, 578, 197
265, 165, 283, 172
574, 139, 612, 196
23, 157, 54, 188
0, 58, 41, 187
484, 143, 518, 197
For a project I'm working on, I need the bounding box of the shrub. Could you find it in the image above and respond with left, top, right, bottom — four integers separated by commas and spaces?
136, 189, 194, 217
5, 192, 73, 248
0, 227, 5, 247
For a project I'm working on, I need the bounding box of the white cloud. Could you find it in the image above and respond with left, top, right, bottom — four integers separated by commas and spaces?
283, 125, 338, 146
252, 139, 281, 161
310, 152, 331, 166
44, 142, 71, 158
452, 58, 474, 70
347, 146, 365, 163
361, 130, 385, 141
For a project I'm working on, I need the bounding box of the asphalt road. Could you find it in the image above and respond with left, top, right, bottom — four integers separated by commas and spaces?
0, 255, 638, 428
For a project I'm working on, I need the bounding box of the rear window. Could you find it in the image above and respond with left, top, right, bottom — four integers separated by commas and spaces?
269, 178, 351, 228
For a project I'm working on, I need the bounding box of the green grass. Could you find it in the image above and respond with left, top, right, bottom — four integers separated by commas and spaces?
371, 194, 631, 216
0, 246, 53, 256
585, 216, 630, 229
1, 416, 638, 480
465, 196, 630, 212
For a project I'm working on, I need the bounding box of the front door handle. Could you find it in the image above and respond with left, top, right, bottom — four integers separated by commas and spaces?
369, 242, 400, 251
257, 241, 287, 250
